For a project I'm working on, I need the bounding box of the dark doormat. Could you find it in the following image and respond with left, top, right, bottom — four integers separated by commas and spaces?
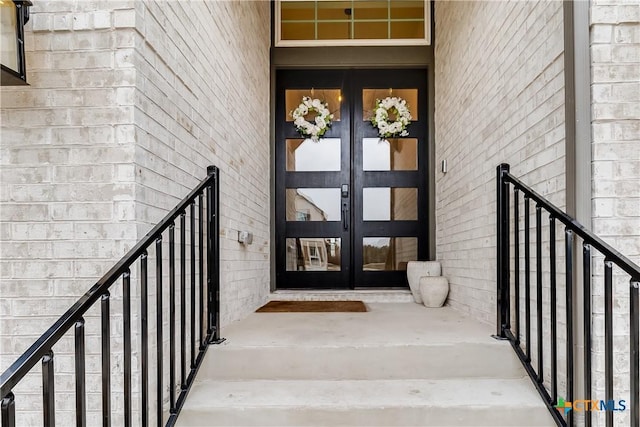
256, 300, 367, 313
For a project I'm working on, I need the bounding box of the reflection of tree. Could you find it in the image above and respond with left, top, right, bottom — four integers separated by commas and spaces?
363, 244, 390, 264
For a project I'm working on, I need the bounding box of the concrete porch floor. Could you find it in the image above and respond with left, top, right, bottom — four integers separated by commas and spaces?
176, 303, 555, 426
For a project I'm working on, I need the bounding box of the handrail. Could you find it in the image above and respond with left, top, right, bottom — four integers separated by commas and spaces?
496, 163, 640, 427
503, 172, 640, 279
1, 165, 223, 426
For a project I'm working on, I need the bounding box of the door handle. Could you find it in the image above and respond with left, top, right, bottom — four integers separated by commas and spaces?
342, 202, 348, 230
341, 184, 349, 230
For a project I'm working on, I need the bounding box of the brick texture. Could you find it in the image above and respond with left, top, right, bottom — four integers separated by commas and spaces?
590, 1, 639, 425
1, 1, 270, 425
434, 1, 566, 324
132, 0, 271, 329
130, 2, 271, 422
0, 1, 137, 424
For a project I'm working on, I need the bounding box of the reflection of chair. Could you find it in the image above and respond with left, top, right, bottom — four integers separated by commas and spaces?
299, 238, 328, 271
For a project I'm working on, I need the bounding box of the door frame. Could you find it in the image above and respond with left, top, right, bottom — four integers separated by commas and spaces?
274, 68, 431, 289
269, 46, 435, 292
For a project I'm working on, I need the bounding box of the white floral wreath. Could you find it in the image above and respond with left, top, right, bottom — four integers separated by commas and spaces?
371, 96, 412, 138
291, 97, 334, 142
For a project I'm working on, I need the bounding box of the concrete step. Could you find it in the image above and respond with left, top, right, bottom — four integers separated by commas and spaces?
176, 305, 554, 426
199, 342, 525, 380
176, 378, 555, 426
270, 289, 414, 303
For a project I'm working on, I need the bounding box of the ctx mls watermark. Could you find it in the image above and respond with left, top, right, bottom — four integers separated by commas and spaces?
556, 397, 627, 415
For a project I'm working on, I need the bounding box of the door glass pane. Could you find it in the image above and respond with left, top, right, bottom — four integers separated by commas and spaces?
363, 188, 417, 221
362, 88, 418, 121
363, 237, 417, 271
286, 238, 342, 271
286, 138, 341, 171
363, 138, 417, 171
286, 188, 341, 221
286, 89, 341, 122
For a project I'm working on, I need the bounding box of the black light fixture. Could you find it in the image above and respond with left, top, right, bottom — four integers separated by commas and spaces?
1, 0, 32, 86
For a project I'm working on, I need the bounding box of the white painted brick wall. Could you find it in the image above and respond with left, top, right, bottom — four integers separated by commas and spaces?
434, 0, 566, 325
1, 0, 269, 425
1, 1, 138, 425
590, 1, 639, 425
132, 0, 271, 327
129, 2, 270, 423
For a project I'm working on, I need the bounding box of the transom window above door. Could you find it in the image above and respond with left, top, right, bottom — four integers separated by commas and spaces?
275, 0, 431, 47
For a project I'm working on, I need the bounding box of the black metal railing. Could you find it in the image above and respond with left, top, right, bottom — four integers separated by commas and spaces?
496, 163, 640, 427
0, 165, 223, 427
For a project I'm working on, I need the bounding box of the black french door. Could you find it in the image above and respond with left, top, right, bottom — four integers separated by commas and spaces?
275, 69, 428, 289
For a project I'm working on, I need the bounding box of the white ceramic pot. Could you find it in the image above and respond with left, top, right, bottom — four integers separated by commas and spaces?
406, 261, 441, 304
419, 276, 449, 308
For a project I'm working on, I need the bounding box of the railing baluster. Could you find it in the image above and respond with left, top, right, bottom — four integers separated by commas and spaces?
1, 392, 15, 427
141, 251, 149, 427
514, 188, 520, 344
210, 166, 221, 341
536, 205, 543, 382
75, 319, 86, 427
206, 183, 213, 337
42, 350, 55, 427
604, 260, 613, 427
496, 164, 510, 337
549, 216, 557, 403
101, 292, 111, 427
505, 174, 510, 332
565, 229, 574, 427
524, 196, 531, 361
190, 202, 196, 368
123, 270, 132, 427
169, 224, 176, 413
199, 193, 204, 349
631, 279, 639, 427
156, 237, 163, 427
583, 244, 592, 427
180, 213, 187, 388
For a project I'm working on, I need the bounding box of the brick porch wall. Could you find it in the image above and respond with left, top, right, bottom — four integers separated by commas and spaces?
130, 2, 270, 422
0, 1, 270, 425
590, 2, 639, 426
434, 0, 566, 324
131, 0, 271, 332
0, 2, 138, 424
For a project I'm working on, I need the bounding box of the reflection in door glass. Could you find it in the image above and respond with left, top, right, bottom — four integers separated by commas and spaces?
363, 138, 417, 171
286, 138, 341, 171
362, 88, 418, 121
286, 188, 341, 221
363, 188, 417, 221
285, 89, 341, 122
286, 238, 342, 271
362, 237, 417, 271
